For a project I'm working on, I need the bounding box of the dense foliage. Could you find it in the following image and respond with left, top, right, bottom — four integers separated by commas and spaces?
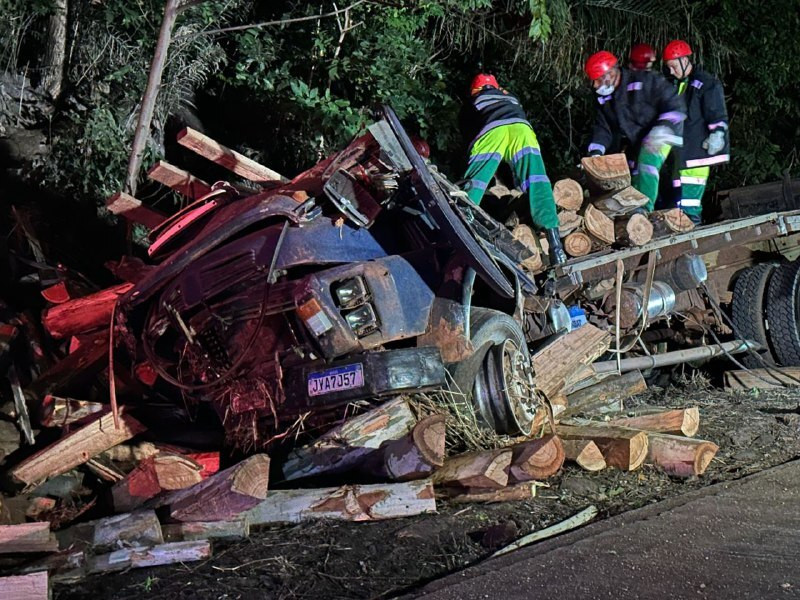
1, 0, 798, 205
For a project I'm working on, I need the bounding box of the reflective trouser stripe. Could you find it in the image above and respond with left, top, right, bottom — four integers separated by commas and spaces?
676, 166, 710, 220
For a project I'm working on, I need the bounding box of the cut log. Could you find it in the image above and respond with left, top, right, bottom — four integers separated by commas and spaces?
582, 204, 616, 245
724, 367, 800, 391
246, 479, 436, 524
561, 439, 607, 471
557, 210, 583, 237
0, 522, 58, 553
42, 283, 133, 339
282, 398, 416, 481
147, 160, 212, 199
609, 407, 700, 437
507, 435, 565, 482
563, 231, 593, 257
112, 454, 203, 512
443, 482, 538, 504
432, 449, 511, 489
58, 510, 163, 553
532, 324, 612, 401
162, 519, 249, 543
105, 192, 166, 229
39, 395, 105, 428
554, 424, 649, 471
364, 414, 446, 481
0, 572, 49, 600
511, 224, 544, 273
11, 409, 146, 486
649, 208, 695, 237
594, 186, 649, 217
177, 127, 286, 183
646, 433, 718, 477
154, 454, 269, 522
87, 540, 210, 574
562, 370, 647, 418
553, 178, 584, 211
27, 332, 108, 397
17, 550, 85, 584
581, 153, 630, 193
614, 213, 653, 246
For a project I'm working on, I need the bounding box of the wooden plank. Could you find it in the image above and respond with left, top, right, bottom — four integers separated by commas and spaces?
432, 449, 511, 489
724, 367, 800, 391
554, 424, 649, 471
42, 283, 132, 339
177, 127, 286, 183
282, 398, 416, 481
532, 324, 612, 400
0, 522, 57, 554
147, 160, 212, 199
39, 395, 105, 428
87, 540, 210, 574
105, 192, 165, 229
162, 520, 249, 543
608, 408, 700, 437
246, 479, 436, 525
0, 572, 49, 600
11, 409, 147, 486
646, 433, 719, 477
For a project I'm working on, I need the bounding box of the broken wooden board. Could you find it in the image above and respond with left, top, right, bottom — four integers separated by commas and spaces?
532, 324, 612, 401
608, 408, 700, 437
246, 479, 436, 525
0, 522, 58, 554
105, 192, 165, 229
11, 409, 146, 486
432, 448, 511, 489
646, 432, 718, 477
554, 424, 649, 471
724, 367, 800, 391
42, 283, 132, 339
147, 160, 212, 199
282, 398, 416, 481
177, 127, 286, 183
0, 572, 49, 600
561, 439, 607, 471
581, 153, 630, 192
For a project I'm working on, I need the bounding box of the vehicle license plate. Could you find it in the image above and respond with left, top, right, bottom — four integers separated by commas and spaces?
307, 364, 364, 397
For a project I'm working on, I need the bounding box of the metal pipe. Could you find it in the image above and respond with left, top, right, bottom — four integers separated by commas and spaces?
592, 339, 761, 374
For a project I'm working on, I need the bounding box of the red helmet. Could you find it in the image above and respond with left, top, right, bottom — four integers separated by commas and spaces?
663, 40, 692, 61
629, 43, 656, 69
585, 51, 618, 80
470, 73, 499, 94
410, 136, 431, 159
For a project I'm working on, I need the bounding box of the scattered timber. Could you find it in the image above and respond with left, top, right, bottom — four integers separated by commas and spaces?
553, 178, 584, 211
0, 572, 49, 600
0, 522, 58, 554
609, 408, 700, 437
11, 409, 146, 486
555, 424, 649, 471
147, 160, 212, 199
507, 435, 565, 482
282, 398, 416, 481
582, 204, 616, 245
246, 479, 436, 525
432, 448, 511, 489
58, 510, 163, 553
112, 454, 203, 512
42, 283, 133, 339
564, 231, 593, 257
444, 482, 538, 504
614, 212, 653, 246
162, 519, 249, 543
561, 439, 607, 472
594, 186, 649, 217
724, 367, 800, 391
646, 433, 719, 477
649, 208, 695, 237
557, 210, 583, 237
511, 224, 544, 273
39, 395, 105, 428
153, 454, 269, 522
581, 153, 630, 192
562, 370, 647, 418
87, 540, 210, 574
177, 127, 286, 183
364, 414, 446, 481
105, 192, 165, 229
27, 332, 108, 397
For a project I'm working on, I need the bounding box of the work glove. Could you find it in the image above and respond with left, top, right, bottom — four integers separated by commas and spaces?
703, 130, 726, 156
642, 125, 678, 154
588, 149, 604, 157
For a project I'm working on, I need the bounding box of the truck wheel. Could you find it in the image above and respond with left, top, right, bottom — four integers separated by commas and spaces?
731, 263, 778, 367
765, 261, 800, 366
450, 308, 537, 435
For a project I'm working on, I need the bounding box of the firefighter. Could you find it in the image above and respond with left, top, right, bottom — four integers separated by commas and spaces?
629, 43, 656, 71
462, 73, 566, 265
584, 50, 686, 210
662, 40, 730, 224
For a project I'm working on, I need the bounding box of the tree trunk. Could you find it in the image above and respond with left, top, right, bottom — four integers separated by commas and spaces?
364, 414, 446, 481
432, 449, 511, 489
608, 408, 700, 437
554, 424, 649, 471
646, 433, 718, 477
650, 208, 695, 237
562, 370, 647, 418
87, 540, 210, 574
507, 435, 565, 482
42, 283, 133, 339
581, 153, 630, 193
614, 213, 653, 246
553, 178, 584, 211
41, 0, 68, 100
561, 439, 607, 471
563, 231, 593, 257
112, 454, 203, 512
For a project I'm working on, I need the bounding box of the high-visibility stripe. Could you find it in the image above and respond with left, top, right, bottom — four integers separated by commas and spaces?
588, 143, 605, 154
467, 179, 488, 191
678, 199, 702, 207
627, 82, 643, 91
680, 176, 708, 185
708, 121, 728, 130
520, 175, 550, 192
640, 164, 660, 176
686, 154, 730, 167
658, 111, 686, 124
672, 179, 682, 188
511, 146, 541, 163
468, 152, 502, 164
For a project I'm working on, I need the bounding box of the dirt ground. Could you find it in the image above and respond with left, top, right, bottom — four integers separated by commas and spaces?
48, 375, 800, 600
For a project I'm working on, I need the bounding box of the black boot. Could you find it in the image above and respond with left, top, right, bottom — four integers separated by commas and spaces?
545, 228, 567, 266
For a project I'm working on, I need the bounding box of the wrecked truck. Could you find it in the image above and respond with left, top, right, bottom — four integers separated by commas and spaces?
117, 106, 800, 447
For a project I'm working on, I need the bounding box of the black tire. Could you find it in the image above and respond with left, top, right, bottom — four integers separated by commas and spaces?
731, 263, 778, 367
450, 308, 536, 435
765, 261, 800, 366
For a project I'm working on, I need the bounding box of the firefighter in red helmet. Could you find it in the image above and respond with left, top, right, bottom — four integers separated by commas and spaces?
462, 73, 565, 265
584, 50, 686, 210
629, 43, 656, 71
662, 40, 730, 224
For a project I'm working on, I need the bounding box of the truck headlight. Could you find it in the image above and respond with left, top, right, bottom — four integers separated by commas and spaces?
344, 303, 378, 336
334, 277, 369, 309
